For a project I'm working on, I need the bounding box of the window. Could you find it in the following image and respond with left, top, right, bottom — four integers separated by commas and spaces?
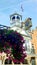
17, 16, 20, 20
31, 57, 36, 65
12, 16, 15, 20
31, 44, 35, 54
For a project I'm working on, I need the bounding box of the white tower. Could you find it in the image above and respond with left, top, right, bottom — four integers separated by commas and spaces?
10, 13, 22, 27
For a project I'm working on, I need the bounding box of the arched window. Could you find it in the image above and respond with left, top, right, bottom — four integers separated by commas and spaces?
17, 16, 20, 20
12, 16, 15, 20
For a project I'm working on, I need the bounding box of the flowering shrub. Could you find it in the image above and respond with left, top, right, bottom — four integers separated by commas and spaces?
0, 29, 27, 63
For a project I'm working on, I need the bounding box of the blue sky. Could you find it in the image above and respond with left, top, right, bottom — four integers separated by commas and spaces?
0, 0, 37, 29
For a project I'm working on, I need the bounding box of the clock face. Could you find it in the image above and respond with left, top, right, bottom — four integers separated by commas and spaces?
25, 22, 29, 27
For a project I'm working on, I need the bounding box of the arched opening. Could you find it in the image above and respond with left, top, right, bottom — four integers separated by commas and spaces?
31, 57, 36, 65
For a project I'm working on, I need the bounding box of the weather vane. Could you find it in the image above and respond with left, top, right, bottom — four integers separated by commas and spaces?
21, 4, 24, 12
